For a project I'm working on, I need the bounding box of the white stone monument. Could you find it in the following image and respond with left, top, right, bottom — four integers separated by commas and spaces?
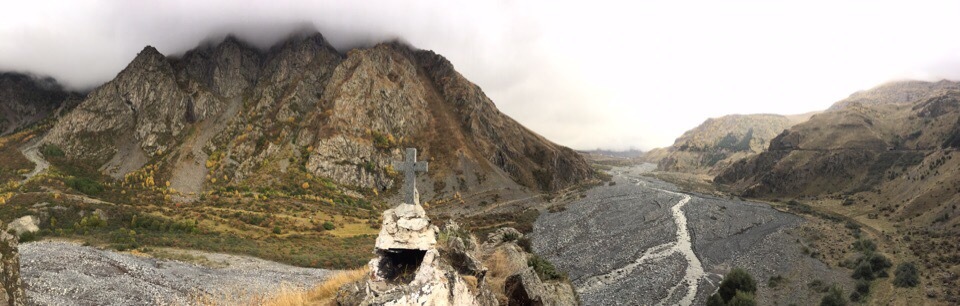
358, 148, 487, 305
374, 148, 436, 251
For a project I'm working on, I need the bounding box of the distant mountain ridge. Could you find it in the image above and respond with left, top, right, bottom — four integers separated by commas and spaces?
654, 113, 813, 174
829, 79, 960, 110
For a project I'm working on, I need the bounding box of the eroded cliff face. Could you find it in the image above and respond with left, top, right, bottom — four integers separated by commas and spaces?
39, 33, 593, 199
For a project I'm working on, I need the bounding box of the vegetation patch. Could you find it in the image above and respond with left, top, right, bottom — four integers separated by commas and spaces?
527, 254, 565, 281
707, 268, 757, 306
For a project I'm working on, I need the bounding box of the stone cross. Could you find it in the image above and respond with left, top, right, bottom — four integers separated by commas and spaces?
394, 148, 428, 205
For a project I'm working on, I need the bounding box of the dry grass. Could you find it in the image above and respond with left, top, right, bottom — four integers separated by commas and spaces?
261, 267, 369, 306
482, 247, 522, 304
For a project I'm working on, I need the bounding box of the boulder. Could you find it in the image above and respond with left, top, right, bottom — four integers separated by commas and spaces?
5, 216, 38, 236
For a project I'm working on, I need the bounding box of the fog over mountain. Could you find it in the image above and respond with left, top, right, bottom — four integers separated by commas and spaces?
2, 0, 960, 150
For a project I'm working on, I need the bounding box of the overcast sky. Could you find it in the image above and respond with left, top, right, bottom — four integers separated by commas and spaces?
2, 0, 960, 150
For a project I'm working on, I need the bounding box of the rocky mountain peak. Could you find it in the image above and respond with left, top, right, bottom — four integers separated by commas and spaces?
129, 46, 166, 69
41, 30, 593, 197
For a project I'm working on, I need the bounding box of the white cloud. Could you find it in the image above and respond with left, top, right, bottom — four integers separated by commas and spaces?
2, 0, 959, 150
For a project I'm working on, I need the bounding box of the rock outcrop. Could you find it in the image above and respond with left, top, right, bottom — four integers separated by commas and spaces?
0, 221, 25, 306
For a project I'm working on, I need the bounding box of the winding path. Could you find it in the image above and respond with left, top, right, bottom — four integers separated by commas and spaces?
19, 138, 49, 183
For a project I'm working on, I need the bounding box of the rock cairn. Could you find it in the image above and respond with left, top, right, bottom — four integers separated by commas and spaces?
352, 148, 486, 305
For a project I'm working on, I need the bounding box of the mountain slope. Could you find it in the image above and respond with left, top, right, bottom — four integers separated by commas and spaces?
829, 79, 960, 110
0, 73, 80, 136
656, 113, 811, 174
714, 87, 960, 303
41, 33, 593, 200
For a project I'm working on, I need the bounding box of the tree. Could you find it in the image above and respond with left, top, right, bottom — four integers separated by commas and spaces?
820, 285, 847, 306
893, 262, 919, 287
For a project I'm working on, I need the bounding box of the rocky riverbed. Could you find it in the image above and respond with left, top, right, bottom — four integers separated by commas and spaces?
532, 164, 851, 305
20, 241, 334, 306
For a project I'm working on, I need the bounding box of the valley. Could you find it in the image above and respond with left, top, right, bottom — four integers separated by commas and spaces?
532, 164, 852, 305
0, 17, 956, 305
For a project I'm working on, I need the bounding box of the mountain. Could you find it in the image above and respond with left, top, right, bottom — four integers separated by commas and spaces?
655, 113, 813, 174
829, 79, 960, 110
714, 82, 960, 302
41, 33, 593, 199
0, 73, 80, 136
716, 83, 960, 200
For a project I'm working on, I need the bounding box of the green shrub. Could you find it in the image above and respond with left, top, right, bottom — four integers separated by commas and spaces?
820, 285, 847, 306
768, 275, 785, 288
516, 237, 533, 253
527, 254, 565, 281
322, 221, 336, 231
272, 226, 282, 235
40, 144, 65, 157
18, 231, 40, 243
109, 228, 139, 251
855, 279, 870, 294
66, 177, 104, 195
850, 279, 870, 302
707, 293, 726, 306
851, 239, 876, 253
709, 268, 758, 305
893, 262, 919, 287
718, 268, 757, 302
728, 290, 757, 306
502, 231, 520, 243
851, 252, 892, 280
808, 279, 829, 293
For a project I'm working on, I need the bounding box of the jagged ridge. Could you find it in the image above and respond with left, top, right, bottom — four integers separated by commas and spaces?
40, 32, 593, 199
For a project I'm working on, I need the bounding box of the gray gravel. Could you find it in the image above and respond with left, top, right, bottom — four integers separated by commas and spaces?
532, 164, 852, 305
533, 173, 680, 283
21, 241, 335, 306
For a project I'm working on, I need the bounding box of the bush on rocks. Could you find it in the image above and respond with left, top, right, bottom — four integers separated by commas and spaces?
527, 254, 565, 281
709, 268, 757, 306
